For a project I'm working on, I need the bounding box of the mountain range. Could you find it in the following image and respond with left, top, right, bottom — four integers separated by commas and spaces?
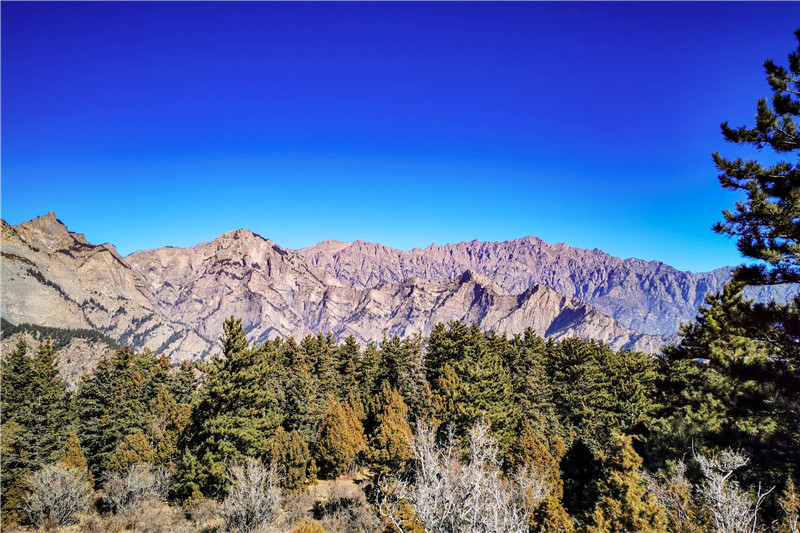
2, 212, 794, 379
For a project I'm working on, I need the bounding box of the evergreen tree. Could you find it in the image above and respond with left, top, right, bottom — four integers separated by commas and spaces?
1, 339, 34, 425
189, 317, 283, 497
366, 382, 413, 475
59, 430, 92, 485
355, 341, 382, 401
431, 362, 459, 433
150, 387, 191, 468
336, 335, 361, 398
284, 337, 323, 444
75, 347, 156, 479
170, 360, 197, 406
779, 477, 799, 533
585, 434, 667, 533
713, 29, 800, 287
1, 419, 29, 525
28, 341, 72, 468
504, 418, 573, 533
107, 430, 155, 472
314, 397, 363, 478
265, 427, 313, 493
428, 322, 517, 447
302, 333, 338, 400
0, 340, 35, 524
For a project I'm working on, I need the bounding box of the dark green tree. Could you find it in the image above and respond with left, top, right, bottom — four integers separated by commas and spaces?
336, 335, 361, 398
28, 341, 72, 468
188, 317, 283, 496
713, 29, 800, 287
355, 341, 382, 401
170, 360, 197, 406
1, 339, 34, 425
75, 347, 159, 480
283, 337, 323, 444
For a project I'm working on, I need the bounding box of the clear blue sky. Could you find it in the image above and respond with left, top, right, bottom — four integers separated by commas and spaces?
2, 2, 799, 272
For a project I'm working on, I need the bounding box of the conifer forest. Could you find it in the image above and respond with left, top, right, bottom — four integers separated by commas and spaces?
2, 23, 800, 533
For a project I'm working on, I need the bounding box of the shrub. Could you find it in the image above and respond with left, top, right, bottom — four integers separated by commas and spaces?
293, 520, 326, 533
315, 480, 382, 533
104, 463, 171, 514
24, 464, 92, 530
220, 458, 281, 533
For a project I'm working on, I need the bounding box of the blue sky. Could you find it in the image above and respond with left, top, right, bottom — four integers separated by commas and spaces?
2, 2, 799, 272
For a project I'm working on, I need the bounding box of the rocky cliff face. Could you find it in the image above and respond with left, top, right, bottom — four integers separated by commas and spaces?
1, 213, 213, 361
2, 214, 672, 369
297, 238, 796, 335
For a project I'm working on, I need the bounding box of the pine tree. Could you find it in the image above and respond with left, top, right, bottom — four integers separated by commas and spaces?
336, 335, 361, 398
504, 418, 573, 533
150, 387, 191, 467
284, 337, 323, 444
427, 323, 517, 447
1, 339, 34, 425
1, 419, 29, 525
585, 434, 667, 533
366, 382, 413, 475
712, 29, 800, 287
28, 341, 72, 468
76, 347, 156, 480
355, 341, 382, 401
170, 360, 197, 406
694, 30, 800, 494
189, 317, 283, 497
303, 333, 338, 400
0, 340, 35, 525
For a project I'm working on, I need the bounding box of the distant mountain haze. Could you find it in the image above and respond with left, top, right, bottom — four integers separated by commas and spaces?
2, 213, 793, 371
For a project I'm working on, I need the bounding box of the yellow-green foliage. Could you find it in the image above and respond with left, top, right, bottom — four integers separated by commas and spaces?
265, 426, 312, 493
315, 397, 364, 478
367, 382, 414, 475
59, 429, 94, 486
1, 420, 28, 525
150, 387, 191, 467
779, 477, 800, 533
107, 430, 155, 473
381, 499, 424, 533
585, 434, 667, 533
504, 418, 573, 532
293, 519, 326, 533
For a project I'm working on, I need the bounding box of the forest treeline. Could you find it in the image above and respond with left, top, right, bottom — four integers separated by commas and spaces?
2, 306, 799, 531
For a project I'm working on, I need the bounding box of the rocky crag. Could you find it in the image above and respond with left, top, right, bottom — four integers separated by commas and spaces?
1, 214, 678, 373
297, 238, 795, 335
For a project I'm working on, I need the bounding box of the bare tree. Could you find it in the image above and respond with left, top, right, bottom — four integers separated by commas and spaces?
695, 449, 773, 533
24, 464, 92, 529
104, 463, 171, 514
220, 458, 281, 533
380, 419, 549, 533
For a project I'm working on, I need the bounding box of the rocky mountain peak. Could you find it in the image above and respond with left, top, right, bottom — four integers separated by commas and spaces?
15, 211, 86, 251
